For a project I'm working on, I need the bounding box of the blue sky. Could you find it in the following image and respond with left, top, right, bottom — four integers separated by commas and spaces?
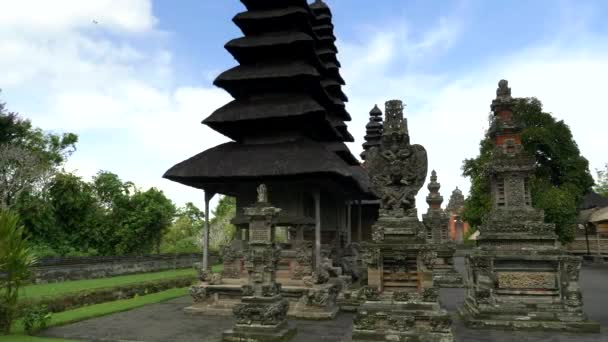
0, 0, 607, 213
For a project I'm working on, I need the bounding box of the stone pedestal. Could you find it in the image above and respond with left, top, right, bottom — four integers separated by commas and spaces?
222, 185, 296, 341
352, 100, 454, 342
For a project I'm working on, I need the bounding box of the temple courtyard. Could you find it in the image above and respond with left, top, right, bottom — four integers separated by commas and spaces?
42, 257, 608, 342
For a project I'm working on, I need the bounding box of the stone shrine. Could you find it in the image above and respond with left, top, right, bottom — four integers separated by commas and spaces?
422, 170, 463, 288
223, 184, 296, 341
352, 100, 454, 342
459, 80, 600, 332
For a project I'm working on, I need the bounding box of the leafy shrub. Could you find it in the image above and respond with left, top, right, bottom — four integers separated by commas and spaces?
0, 210, 38, 334
22, 305, 52, 335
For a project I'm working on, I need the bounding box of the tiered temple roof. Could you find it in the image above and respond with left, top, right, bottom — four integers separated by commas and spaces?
164, 0, 372, 199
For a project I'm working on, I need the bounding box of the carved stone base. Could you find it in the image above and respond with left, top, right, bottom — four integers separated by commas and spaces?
289, 283, 340, 320
460, 251, 600, 333
352, 300, 454, 342
223, 296, 296, 341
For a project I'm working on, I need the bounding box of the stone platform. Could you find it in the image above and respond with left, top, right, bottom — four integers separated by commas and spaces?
41, 258, 608, 342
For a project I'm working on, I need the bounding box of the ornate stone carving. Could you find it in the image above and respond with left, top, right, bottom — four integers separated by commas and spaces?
261, 283, 282, 297
392, 291, 411, 302
361, 247, 380, 267
387, 315, 415, 332
420, 247, 438, 269
430, 315, 452, 333
353, 311, 377, 330
190, 285, 208, 302
422, 287, 439, 302
359, 286, 380, 301
497, 272, 556, 289
366, 100, 428, 218
257, 183, 268, 204
241, 284, 254, 297
233, 299, 289, 326
371, 226, 384, 242
220, 245, 240, 263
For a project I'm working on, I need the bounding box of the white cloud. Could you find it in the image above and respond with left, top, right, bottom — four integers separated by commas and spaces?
0, 0, 156, 34
340, 14, 608, 214
0, 0, 228, 211
1, 0, 605, 217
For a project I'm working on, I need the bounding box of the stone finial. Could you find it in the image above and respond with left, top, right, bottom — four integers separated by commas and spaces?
426, 170, 443, 209
496, 79, 511, 100
257, 184, 268, 203
383, 100, 408, 136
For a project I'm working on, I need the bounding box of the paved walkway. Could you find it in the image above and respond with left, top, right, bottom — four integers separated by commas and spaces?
42, 258, 608, 342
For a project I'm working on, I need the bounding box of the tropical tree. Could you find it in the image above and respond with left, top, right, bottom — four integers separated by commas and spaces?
0, 94, 77, 209
161, 202, 204, 254
595, 164, 608, 197
0, 210, 38, 334
462, 97, 594, 243
209, 196, 236, 251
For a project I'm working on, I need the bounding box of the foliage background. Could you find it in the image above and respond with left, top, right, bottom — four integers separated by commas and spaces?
462, 97, 594, 244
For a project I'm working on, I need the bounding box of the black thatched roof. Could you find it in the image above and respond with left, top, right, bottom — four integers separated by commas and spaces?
579, 191, 608, 210
163, 138, 371, 196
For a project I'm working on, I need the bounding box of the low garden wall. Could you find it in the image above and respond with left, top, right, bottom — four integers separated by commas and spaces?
31, 252, 218, 284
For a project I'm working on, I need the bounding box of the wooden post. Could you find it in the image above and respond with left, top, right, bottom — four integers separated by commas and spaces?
314, 190, 321, 271
585, 223, 591, 256
202, 191, 215, 271
347, 202, 352, 245
357, 199, 363, 242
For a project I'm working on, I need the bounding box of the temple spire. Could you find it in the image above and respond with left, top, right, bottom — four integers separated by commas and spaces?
426, 170, 443, 210
361, 104, 383, 160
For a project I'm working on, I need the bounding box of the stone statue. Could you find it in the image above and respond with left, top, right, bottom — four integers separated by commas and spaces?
257, 184, 268, 203
366, 100, 427, 217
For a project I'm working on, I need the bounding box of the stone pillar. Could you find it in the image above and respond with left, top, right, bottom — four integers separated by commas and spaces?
223, 184, 296, 341
202, 191, 215, 271
314, 190, 321, 271
347, 202, 352, 245
357, 199, 362, 242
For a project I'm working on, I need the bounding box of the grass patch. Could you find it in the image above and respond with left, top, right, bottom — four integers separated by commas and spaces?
3, 287, 189, 341
0, 335, 78, 342
20, 268, 197, 301
12, 287, 188, 334
21, 264, 223, 302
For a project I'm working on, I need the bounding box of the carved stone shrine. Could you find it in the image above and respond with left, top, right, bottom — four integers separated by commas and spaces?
223, 184, 296, 341
422, 170, 463, 288
459, 80, 600, 333
352, 100, 454, 342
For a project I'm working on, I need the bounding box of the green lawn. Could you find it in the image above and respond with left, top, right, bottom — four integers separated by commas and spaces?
19, 268, 198, 301
21, 264, 223, 302
3, 287, 190, 341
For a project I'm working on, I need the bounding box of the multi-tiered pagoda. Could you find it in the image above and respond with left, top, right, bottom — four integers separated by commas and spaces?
459, 80, 599, 332
165, 0, 374, 322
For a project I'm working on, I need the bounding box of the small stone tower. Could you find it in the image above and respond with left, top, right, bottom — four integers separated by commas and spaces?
459, 80, 599, 333
361, 105, 383, 160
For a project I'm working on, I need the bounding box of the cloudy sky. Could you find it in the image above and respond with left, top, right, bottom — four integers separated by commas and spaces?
1, 0, 607, 213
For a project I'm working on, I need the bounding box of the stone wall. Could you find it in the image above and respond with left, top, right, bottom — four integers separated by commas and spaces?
31, 252, 218, 284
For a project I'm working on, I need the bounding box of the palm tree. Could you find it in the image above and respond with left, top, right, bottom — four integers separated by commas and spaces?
0, 209, 38, 334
